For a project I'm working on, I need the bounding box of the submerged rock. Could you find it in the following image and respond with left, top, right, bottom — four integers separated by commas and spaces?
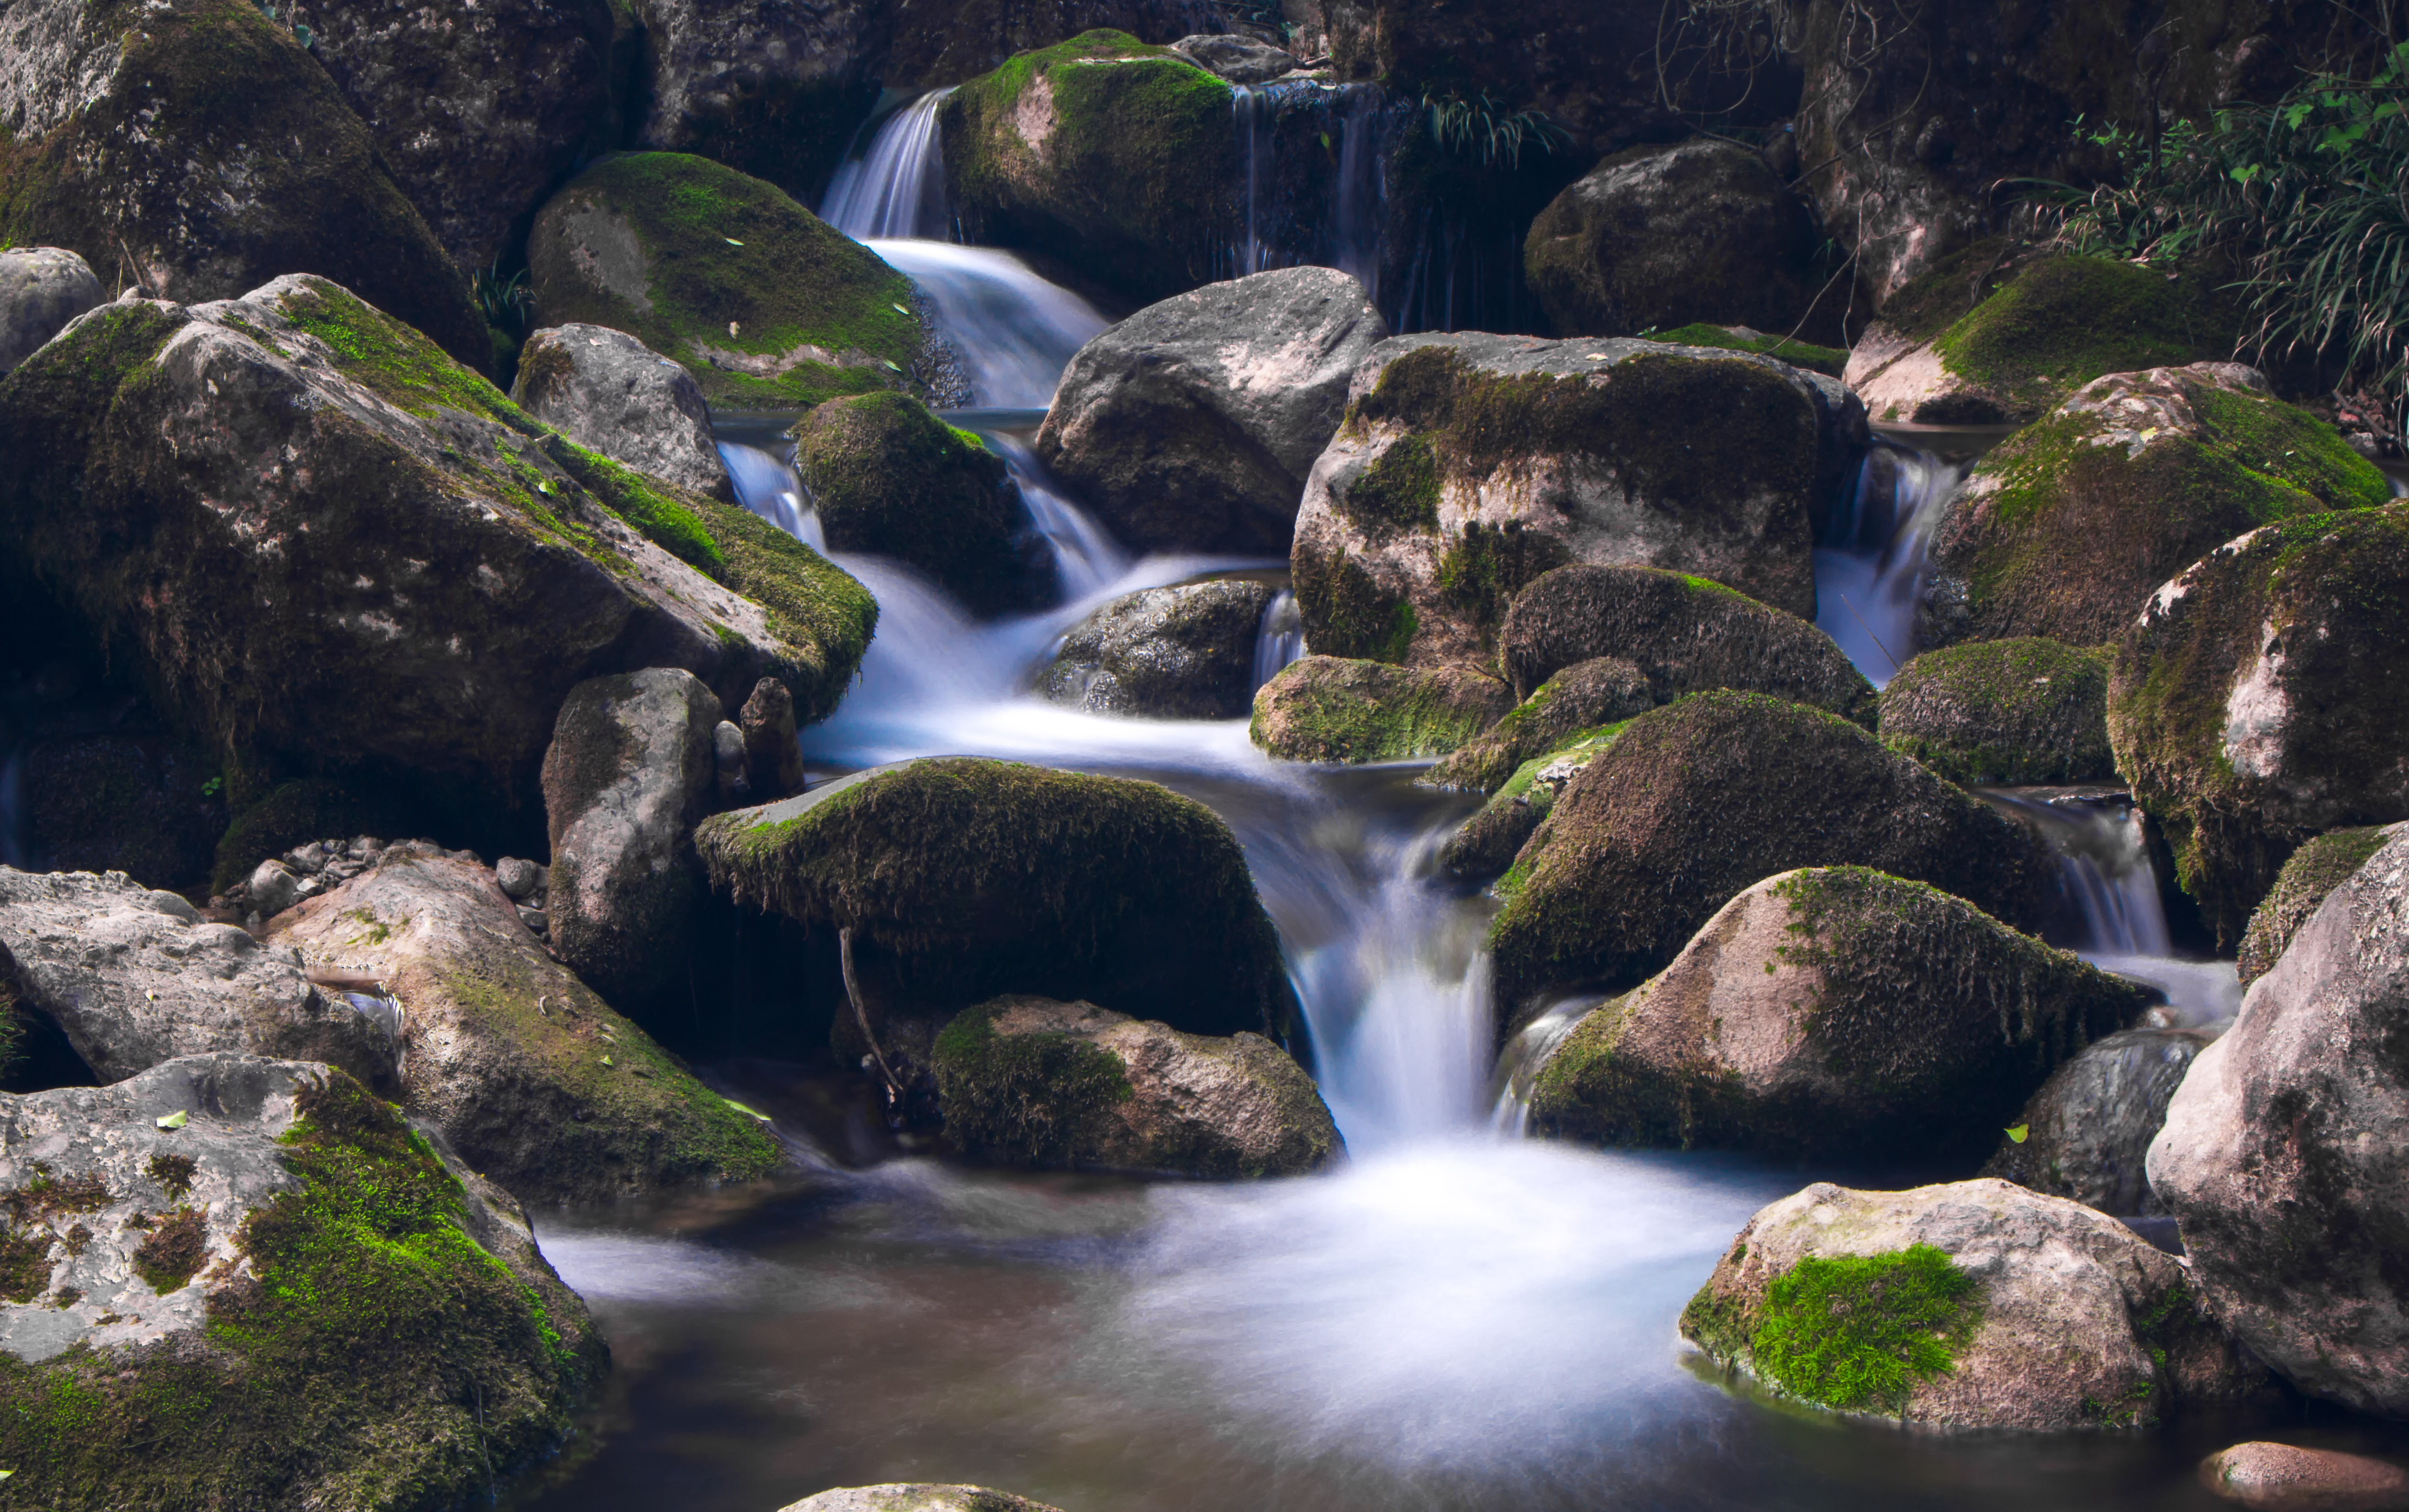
1427, 656, 1652, 795
2238, 824, 2402, 986
268, 844, 783, 1204
0, 247, 102, 374
933, 995, 1341, 1177
1488, 690, 2054, 1021
1250, 656, 1515, 764
1681, 1177, 2266, 1430
1043, 581, 1274, 720
2148, 827, 2409, 1416
1290, 332, 1863, 668
1979, 1027, 2215, 1216
2200, 1443, 2409, 1512
1530, 868, 2143, 1157
1036, 266, 1389, 555
1922, 363, 2390, 648
2108, 502, 2409, 948
1878, 638, 2113, 786
513, 323, 734, 498
781, 1489, 1068, 1512
0, 1054, 604, 1505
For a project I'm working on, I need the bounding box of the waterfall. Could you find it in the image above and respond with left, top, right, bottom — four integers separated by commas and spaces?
865, 242, 1107, 408
1251, 589, 1303, 689
820, 90, 954, 240
1232, 84, 1274, 276
1488, 996, 1595, 1135
1812, 441, 1968, 686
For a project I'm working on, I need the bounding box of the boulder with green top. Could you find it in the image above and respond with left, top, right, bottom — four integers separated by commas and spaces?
1877, 638, 2113, 785
1922, 363, 2391, 648
1845, 252, 2237, 427
0, 0, 487, 369
2107, 502, 2409, 949
1291, 332, 1864, 668
1979, 1027, 2215, 1216
0, 275, 874, 819
939, 31, 1235, 304
1427, 656, 1652, 795
1529, 867, 2144, 1157
1648, 323, 1850, 379
1488, 690, 2054, 1024
526, 152, 927, 408
0, 1053, 606, 1506
1681, 1178, 2265, 1431
2237, 823, 2402, 986
932, 995, 1341, 1177
267, 842, 784, 1204
1250, 655, 1515, 764
1043, 580, 1275, 720
792, 392, 1047, 615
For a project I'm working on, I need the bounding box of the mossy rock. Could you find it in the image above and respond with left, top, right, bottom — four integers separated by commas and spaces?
1426, 656, 1652, 795
2236, 823, 2399, 986
791, 392, 1044, 615
1528, 866, 2145, 1157
694, 758, 1293, 1041
0, 0, 487, 371
939, 31, 1235, 305
1437, 718, 1632, 880
1250, 655, 1515, 764
2107, 503, 2409, 949
1487, 690, 2054, 1028
1877, 638, 2112, 785
526, 152, 924, 408
1923, 363, 2391, 648
1652, 323, 1850, 378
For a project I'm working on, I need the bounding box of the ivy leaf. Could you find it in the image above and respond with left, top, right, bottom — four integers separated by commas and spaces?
721, 1098, 774, 1123
156, 1110, 189, 1130
2005, 1124, 2029, 1144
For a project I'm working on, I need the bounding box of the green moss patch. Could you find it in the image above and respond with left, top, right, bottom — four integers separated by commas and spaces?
1926, 254, 2236, 414
1878, 638, 2113, 784
1293, 544, 1417, 664
931, 1001, 1135, 1167
1654, 323, 1849, 378
1251, 656, 1514, 764
131, 1207, 208, 1293
1337, 434, 1442, 536
791, 392, 1026, 614
2237, 824, 2392, 984
1748, 1245, 1983, 1412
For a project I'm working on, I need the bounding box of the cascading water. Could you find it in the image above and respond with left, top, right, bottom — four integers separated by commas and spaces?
1812, 440, 1967, 687
1251, 589, 1303, 688
819, 90, 953, 240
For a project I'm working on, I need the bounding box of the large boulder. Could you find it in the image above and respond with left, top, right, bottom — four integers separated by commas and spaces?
1290, 332, 1864, 668
780, 1489, 1066, 1512
2238, 824, 2401, 986
0, 0, 486, 369
1922, 363, 2390, 648
2147, 827, 2409, 1416
1524, 139, 1846, 345
268, 843, 784, 1204
791, 393, 1043, 615
2108, 502, 2409, 948
1530, 868, 2143, 1157
932, 995, 1341, 1177
1979, 1027, 2216, 1216
542, 668, 722, 1013
1249, 655, 1514, 763
1034, 266, 1390, 555
1680, 1178, 2265, 1430
0, 1055, 604, 1505
624, 0, 875, 202
939, 30, 1234, 305
0, 868, 396, 1091
1877, 638, 2114, 786
512, 323, 735, 499
1498, 562, 1874, 713
0, 246, 102, 373
1043, 580, 1274, 719
0, 276, 875, 821
1426, 656, 1652, 795
527, 152, 926, 408
1488, 690, 2054, 1020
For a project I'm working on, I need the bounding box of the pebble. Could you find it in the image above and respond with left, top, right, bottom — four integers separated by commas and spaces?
2203, 1443, 2409, 1511
494, 857, 544, 900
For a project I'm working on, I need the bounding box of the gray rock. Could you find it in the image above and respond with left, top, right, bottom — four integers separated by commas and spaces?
1036, 266, 1390, 555
1043, 580, 1274, 719
624, 0, 875, 199
247, 860, 302, 918
2200, 1443, 2409, 1511
2238, 824, 2403, 986
0, 867, 398, 1090
1681, 1177, 2268, 1430
778, 1488, 1066, 1512
494, 856, 545, 900
1979, 1027, 2214, 1216
2148, 827, 2409, 1416
542, 669, 720, 1011
516, 905, 550, 934
738, 677, 805, 800
0, 247, 104, 373
511, 324, 734, 499
712, 718, 749, 802
933, 995, 1341, 1177
1169, 33, 1299, 84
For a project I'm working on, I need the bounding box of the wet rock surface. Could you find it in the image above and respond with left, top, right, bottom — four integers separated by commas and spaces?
1044, 580, 1274, 719
1979, 1027, 2215, 1216
781, 1488, 1069, 1512
513, 323, 735, 498
1250, 655, 1514, 764
1878, 638, 2113, 786
2238, 824, 2402, 986
0, 246, 103, 373
1168, 32, 1296, 83
2201, 1443, 2409, 1511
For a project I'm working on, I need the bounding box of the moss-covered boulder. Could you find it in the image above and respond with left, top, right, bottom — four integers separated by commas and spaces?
792, 392, 1045, 615
1877, 638, 2113, 785
939, 31, 1233, 305
1043, 580, 1274, 720
695, 758, 1293, 1046
1499, 562, 1875, 714
1979, 1027, 2214, 1216
0, 0, 487, 370
1922, 363, 2391, 648
527, 152, 925, 408
932, 995, 1341, 1177
0, 275, 874, 822
2236, 823, 2401, 987
1250, 655, 1515, 764
1488, 690, 2054, 1023
1437, 722, 1631, 882
2108, 503, 2409, 949
1291, 333, 1863, 668
1531, 868, 2142, 1157
1844, 252, 2236, 427
268, 843, 783, 1204
1681, 1178, 2265, 1430
0, 1053, 604, 1504
1426, 656, 1651, 795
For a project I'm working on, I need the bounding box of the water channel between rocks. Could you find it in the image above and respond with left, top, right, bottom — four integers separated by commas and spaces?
511, 99, 2292, 1512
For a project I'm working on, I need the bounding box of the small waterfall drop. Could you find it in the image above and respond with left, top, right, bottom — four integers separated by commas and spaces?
1251, 589, 1303, 689
1812, 441, 1967, 686
1488, 996, 1595, 1135
820, 90, 953, 240
1232, 84, 1275, 276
